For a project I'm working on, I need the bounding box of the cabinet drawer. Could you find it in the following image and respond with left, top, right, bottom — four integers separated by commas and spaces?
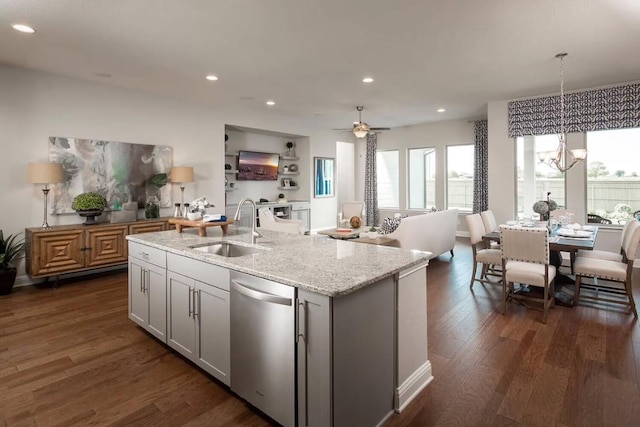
167, 252, 230, 291
129, 241, 166, 268
291, 202, 310, 211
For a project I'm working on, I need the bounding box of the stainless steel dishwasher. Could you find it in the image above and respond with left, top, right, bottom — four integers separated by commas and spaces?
230, 271, 296, 427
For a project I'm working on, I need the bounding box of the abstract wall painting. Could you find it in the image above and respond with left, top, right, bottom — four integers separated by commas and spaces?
48, 137, 173, 214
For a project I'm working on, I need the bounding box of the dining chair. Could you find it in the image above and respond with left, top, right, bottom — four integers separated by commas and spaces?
339, 201, 365, 225
499, 225, 556, 323
480, 209, 500, 250
577, 219, 639, 262
573, 222, 640, 317
465, 213, 502, 289
587, 213, 612, 224
258, 207, 303, 234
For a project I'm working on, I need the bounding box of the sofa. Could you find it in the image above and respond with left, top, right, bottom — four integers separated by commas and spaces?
385, 209, 459, 259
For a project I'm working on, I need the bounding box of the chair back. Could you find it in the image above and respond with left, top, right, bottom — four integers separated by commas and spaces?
621, 219, 640, 248
500, 226, 549, 265
587, 213, 612, 224
258, 207, 275, 223
480, 210, 498, 233
341, 201, 364, 219
466, 213, 487, 245
623, 222, 640, 261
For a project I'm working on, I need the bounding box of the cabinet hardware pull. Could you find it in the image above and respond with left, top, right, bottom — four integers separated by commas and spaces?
144, 269, 148, 293
141, 252, 149, 260
140, 268, 143, 293
188, 287, 193, 317
231, 280, 292, 306
194, 290, 199, 319
297, 299, 309, 426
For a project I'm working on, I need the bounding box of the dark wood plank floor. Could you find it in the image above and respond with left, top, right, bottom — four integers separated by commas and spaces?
1, 238, 639, 426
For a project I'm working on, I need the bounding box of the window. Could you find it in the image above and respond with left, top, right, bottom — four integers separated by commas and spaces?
376, 150, 399, 208
516, 135, 566, 219
446, 144, 474, 211
408, 147, 436, 209
586, 128, 640, 224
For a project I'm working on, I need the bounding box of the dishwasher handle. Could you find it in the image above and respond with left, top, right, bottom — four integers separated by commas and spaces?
231, 280, 292, 306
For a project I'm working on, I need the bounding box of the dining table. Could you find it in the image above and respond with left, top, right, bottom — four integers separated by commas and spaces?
483, 225, 598, 307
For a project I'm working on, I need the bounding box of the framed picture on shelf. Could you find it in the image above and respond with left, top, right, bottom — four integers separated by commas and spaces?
282, 178, 291, 188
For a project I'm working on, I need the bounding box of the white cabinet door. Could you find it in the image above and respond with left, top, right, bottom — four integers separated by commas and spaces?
167, 271, 196, 359
128, 259, 147, 327
195, 281, 230, 385
146, 262, 167, 341
297, 289, 332, 427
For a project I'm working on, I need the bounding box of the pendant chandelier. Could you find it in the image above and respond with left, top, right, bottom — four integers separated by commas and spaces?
536, 53, 587, 172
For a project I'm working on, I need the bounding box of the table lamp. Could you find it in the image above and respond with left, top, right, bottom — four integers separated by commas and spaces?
170, 166, 194, 213
27, 162, 64, 229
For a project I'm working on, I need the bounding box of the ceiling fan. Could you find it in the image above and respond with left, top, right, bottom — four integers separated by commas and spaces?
335, 106, 390, 138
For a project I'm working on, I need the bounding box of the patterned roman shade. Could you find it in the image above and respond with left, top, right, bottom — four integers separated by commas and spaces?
508, 83, 640, 138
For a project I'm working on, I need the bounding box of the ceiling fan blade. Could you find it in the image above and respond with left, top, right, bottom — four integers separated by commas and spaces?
369, 127, 391, 131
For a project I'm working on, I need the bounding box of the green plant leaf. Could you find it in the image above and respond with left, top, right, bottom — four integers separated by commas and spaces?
150, 173, 167, 188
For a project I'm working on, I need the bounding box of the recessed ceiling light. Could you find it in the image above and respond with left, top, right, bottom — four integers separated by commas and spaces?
437, 108, 446, 113
205, 75, 218, 81
266, 100, 276, 106
12, 24, 36, 33
362, 77, 374, 83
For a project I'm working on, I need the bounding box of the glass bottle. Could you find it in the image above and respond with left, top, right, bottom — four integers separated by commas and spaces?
182, 203, 190, 218
173, 203, 181, 217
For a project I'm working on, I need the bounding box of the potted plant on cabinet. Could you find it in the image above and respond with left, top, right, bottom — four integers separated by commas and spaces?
72, 192, 108, 225
0, 230, 25, 295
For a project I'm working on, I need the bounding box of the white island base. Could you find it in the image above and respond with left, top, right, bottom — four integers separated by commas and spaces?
299, 261, 431, 426
127, 229, 431, 426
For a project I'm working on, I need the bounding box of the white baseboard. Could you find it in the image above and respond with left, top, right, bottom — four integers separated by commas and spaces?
394, 360, 434, 413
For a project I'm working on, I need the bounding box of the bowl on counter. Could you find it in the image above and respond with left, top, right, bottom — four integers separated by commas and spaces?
187, 211, 202, 221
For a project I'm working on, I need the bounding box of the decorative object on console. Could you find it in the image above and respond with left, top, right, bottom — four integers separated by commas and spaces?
0, 230, 25, 295
48, 136, 173, 214
72, 192, 108, 225
536, 53, 587, 172
170, 166, 194, 214
27, 162, 64, 229
145, 173, 168, 219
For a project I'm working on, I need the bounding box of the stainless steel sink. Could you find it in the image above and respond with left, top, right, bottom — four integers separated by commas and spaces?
190, 242, 267, 257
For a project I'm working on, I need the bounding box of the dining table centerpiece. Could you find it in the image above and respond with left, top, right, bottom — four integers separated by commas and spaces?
532, 192, 558, 222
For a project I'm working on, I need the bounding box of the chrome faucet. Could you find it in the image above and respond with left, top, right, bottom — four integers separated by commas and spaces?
234, 197, 263, 245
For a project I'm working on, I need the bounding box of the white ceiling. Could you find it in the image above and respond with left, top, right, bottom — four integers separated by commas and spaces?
2, 0, 640, 130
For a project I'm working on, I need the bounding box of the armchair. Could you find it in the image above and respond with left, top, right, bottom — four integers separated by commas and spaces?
258, 208, 303, 235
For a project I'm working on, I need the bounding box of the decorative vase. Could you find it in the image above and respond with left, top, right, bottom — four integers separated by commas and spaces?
78, 209, 103, 225
145, 195, 160, 219
0, 267, 18, 295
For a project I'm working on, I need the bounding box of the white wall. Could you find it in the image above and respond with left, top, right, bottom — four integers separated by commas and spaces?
336, 141, 355, 203
0, 65, 339, 281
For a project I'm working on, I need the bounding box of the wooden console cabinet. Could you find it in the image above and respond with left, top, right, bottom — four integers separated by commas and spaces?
26, 218, 170, 279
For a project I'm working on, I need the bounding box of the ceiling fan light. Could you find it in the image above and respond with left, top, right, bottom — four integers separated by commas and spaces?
353, 123, 369, 138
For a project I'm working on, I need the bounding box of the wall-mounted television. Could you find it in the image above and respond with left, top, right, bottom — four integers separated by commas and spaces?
237, 150, 280, 181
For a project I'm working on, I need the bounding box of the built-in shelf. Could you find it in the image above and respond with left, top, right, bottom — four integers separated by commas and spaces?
224, 152, 239, 156
280, 156, 299, 161
225, 170, 239, 174
225, 187, 236, 192
278, 186, 299, 190
279, 171, 299, 175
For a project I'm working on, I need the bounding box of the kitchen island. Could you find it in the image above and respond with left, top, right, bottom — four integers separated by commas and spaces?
127, 226, 432, 426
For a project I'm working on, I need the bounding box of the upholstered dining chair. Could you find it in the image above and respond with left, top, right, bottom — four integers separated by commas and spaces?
499, 226, 556, 323
573, 222, 640, 317
480, 209, 500, 249
577, 219, 639, 263
465, 213, 502, 289
480, 210, 498, 233
258, 208, 303, 234
587, 213, 612, 224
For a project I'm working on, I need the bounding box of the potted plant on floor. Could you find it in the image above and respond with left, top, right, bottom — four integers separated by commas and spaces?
72, 192, 108, 225
0, 230, 25, 295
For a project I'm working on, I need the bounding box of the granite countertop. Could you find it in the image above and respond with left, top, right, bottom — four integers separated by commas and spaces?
126, 226, 430, 297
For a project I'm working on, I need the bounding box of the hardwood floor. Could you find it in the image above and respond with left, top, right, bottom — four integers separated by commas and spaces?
1, 238, 639, 426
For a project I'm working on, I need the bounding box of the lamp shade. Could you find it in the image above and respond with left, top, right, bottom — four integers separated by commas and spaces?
27, 162, 64, 184
170, 166, 194, 183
